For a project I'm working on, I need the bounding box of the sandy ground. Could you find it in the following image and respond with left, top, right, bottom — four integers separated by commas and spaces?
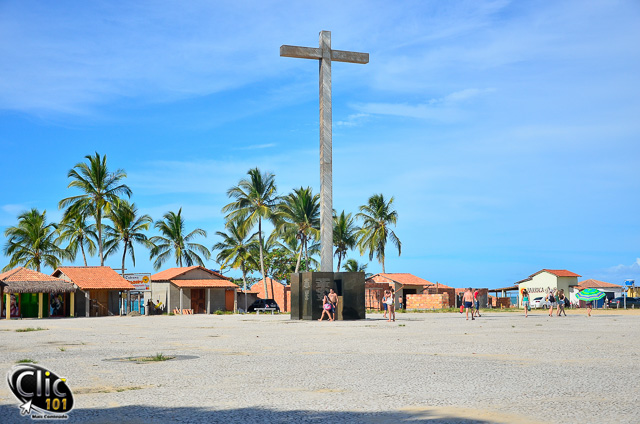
1, 310, 638, 423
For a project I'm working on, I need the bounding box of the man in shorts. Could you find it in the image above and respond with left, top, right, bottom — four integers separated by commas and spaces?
473, 289, 481, 318
328, 288, 339, 321
463, 287, 475, 321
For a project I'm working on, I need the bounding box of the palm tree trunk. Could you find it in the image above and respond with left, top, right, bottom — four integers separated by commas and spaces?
337, 253, 342, 273
121, 244, 127, 276
80, 239, 88, 266
294, 244, 303, 273
97, 209, 104, 266
304, 238, 309, 271
381, 255, 385, 274
258, 218, 268, 298
242, 267, 248, 312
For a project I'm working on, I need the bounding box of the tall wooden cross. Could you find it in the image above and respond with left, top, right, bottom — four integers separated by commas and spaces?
280, 30, 369, 272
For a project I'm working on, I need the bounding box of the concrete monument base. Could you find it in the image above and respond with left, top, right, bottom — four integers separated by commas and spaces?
290, 272, 365, 320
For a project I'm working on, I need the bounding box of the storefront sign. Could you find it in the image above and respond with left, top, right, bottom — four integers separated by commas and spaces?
123, 274, 151, 291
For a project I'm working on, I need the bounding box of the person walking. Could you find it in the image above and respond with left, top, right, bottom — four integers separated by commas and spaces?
382, 289, 390, 319
548, 290, 556, 317
318, 291, 332, 322
463, 288, 474, 321
328, 288, 339, 321
473, 289, 481, 318
386, 287, 396, 322
587, 301, 593, 317
557, 290, 567, 316
522, 289, 530, 318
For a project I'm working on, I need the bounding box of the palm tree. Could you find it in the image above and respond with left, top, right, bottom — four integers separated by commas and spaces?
356, 194, 401, 273
56, 209, 98, 266
333, 210, 359, 272
213, 220, 258, 311
59, 152, 131, 266
272, 235, 320, 273
103, 201, 152, 276
222, 168, 278, 298
274, 187, 320, 273
342, 258, 368, 273
3, 209, 68, 272
149, 208, 210, 270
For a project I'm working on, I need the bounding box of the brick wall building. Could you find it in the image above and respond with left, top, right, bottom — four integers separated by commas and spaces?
365, 273, 453, 310
251, 278, 291, 312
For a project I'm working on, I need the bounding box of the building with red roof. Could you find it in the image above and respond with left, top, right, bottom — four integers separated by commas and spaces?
1, 267, 75, 319
250, 278, 291, 312
365, 273, 451, 310
516, 269, 581, 307
570, 279, 625, 306
150, 266, 237, 314
52, 266, 135, 317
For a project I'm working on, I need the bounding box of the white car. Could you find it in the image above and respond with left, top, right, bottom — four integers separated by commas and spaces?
530, 296, 550, 309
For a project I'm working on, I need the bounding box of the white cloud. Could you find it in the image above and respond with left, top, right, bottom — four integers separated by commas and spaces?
336, 113, 370, 127
235, 143, 276, 150
591, 259, 640, 284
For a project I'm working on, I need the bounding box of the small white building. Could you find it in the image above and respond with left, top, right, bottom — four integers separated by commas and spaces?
570, 279, 624, 304
516, 269, 581, 307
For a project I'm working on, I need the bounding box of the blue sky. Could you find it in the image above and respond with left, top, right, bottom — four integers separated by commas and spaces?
1, 0, 639, 288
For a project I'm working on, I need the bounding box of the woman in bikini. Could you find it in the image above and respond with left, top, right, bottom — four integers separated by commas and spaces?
386, 287, 396, 322
557, 290, 567, 316
522, 289, 530, 318
318, 291, 332, 321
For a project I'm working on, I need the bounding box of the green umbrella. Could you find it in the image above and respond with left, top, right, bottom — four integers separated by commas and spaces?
575, 288, 606, 302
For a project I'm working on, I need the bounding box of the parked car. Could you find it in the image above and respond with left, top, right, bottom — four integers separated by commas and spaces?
531, 297, 549, 309
247, 299, 280, 312
609, 297, 640, 308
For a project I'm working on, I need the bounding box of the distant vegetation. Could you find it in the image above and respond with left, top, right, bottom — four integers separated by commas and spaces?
3, 153, 403, 297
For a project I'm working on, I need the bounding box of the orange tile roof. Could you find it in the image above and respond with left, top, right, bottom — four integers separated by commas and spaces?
53, 266, 135, 290
1, 267, 64, 282
578, 279, 622, 289
169, 279, 238, 289
151, 266, 229, 281
367, 273, 436, 287
541, 269, 581, 277
517, 269, 582, 284
249, 278, 286, 293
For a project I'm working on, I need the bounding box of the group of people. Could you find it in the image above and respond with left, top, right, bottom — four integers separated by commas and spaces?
321, 286, 400, 322
382, 288, 397, 322
318, 288, 339, 321
521, 288, 570, 318
546, 289, 568, 317
462, 287, 482, 320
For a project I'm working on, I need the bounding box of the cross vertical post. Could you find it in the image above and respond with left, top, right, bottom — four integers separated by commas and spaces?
280, 31, 368, 272
319, 31, 332, 273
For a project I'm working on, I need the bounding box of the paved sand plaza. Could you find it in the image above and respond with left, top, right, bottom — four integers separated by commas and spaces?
1, 311, 638, 423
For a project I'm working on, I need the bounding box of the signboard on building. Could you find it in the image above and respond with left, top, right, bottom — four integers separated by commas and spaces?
124, 273, 151, 291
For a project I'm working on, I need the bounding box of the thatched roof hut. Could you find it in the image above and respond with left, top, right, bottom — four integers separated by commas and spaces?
0, 267, 75, 294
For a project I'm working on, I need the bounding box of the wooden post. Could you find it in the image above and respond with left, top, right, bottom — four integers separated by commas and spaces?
179, 288, 183, 313
207, 289, 211, 314
85, 291, 90, 317
234, 288, 238, 313
167, 285, 171, 313
70, 292, 75, 317
5, 293, 9, 320
38, 293, 43, 319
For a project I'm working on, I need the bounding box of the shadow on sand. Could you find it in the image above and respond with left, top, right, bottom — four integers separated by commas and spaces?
0, 403, 533, 424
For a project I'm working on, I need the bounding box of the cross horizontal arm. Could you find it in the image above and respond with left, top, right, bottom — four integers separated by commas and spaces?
331, 50, 369, 64
280, 45, 321, 59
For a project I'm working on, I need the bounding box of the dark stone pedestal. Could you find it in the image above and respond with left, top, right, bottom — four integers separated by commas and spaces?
290, 272, 365, 320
